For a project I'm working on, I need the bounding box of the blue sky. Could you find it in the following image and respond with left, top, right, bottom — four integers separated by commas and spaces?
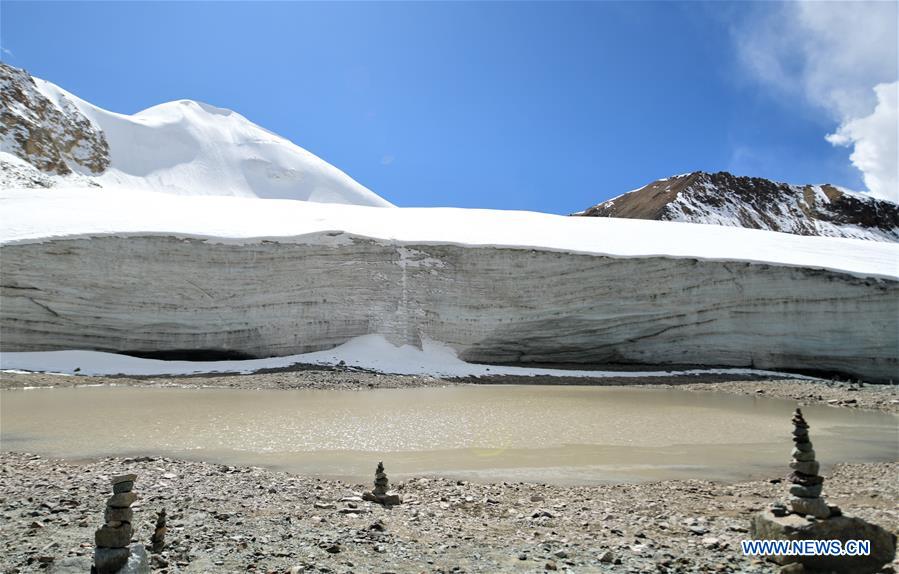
0, 1, 887, 211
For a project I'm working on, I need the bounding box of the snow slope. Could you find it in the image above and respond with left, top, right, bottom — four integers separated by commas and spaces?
0, 334, 819, 379
1, 62, 392, 206
2, 187, 896, 280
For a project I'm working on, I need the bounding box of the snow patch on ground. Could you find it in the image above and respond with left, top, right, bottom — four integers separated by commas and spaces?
0, 334, 820, 379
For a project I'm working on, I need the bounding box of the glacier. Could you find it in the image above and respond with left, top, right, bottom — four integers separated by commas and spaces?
1, 188, 896, 382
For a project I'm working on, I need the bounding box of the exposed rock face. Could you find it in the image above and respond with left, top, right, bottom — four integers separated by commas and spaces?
0, 63, 109, 176
576, 171, 899, 242
1, 234, 896, 381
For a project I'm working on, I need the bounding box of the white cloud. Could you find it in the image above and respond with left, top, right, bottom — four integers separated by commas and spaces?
380, 154, 395, 166
733, 1, 898, 202
826, 82, 898, 202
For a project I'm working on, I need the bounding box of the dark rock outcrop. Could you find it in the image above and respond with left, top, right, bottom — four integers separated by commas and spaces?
0, 62, 109, 176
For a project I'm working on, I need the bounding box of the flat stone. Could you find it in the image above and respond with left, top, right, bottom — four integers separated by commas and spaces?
47, 556, 92, 574
750, 509, 897, 573
94, 547, 130, 574
362, 491, 401, 506
771, 504, 789, 517
111, 474, 137, 485
789, 461, 820, 475
789, 484, 822, 498
95, 522, 133, 548
789, 472, 823, 486
105, 506, 133, 524
107, 491, 138, 508
790, 448, 816, 461
113, 481, 134, 494
789, 496, 831, 519
793, 441, 814, 452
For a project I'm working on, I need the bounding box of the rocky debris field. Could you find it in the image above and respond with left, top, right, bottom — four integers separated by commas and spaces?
3, 369, 898, 413
0, 453, 896, 574
666, 379, 899, 415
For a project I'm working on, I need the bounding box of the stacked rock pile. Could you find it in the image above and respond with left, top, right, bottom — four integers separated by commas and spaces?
750, 408, 896, 573
788, 408, 835, 519
94, 474, 138, 573
362, 462, 402, 506
150, 509, 166, 553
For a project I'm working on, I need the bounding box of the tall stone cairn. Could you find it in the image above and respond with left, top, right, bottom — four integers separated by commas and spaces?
93, 474, 138, 574
788, 408, 832, 519
362, 461, 402, 506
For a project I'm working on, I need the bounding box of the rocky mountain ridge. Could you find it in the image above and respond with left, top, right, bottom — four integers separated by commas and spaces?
577, 171, 899, 242
0, 62, 109, 178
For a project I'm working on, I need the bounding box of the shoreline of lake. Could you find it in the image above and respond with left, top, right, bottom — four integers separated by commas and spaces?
3, 369, 898, 414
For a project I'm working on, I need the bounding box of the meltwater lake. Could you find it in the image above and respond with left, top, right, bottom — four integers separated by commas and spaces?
2, 385, 896, 484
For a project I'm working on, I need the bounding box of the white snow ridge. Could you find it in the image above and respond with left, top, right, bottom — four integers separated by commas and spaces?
2, 62, 392, 206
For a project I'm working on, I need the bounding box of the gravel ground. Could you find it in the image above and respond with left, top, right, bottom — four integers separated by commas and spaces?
643, 379, 899, 415
1, 453, 896, 574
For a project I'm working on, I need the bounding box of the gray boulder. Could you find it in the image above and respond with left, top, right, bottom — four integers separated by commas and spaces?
750, 509, 897, 573
93, 547, 130, 574
118, 544, 150, 574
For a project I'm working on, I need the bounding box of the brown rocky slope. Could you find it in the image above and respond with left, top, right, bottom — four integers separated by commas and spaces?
576, 171, 899, 242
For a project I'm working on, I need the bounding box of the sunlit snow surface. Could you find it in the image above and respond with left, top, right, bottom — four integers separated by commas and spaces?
2, 187, 897, 280
29, 78, 393, 207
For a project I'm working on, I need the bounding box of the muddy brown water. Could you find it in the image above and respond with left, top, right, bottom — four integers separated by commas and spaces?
1, 385, 896, 484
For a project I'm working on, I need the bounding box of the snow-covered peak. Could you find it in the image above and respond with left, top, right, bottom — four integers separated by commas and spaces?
1, 63, 393, 207
577, 171, 899, 242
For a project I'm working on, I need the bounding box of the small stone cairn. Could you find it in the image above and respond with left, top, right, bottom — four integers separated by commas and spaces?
93, 474, 138, 573
787, 408, 834, 519
362, 462, 402, 506
150, 509, 166, 553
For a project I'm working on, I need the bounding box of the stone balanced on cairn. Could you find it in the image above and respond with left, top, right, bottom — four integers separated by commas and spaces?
93, 474, 138, 573
362, 462, 402, 506
788, 408, 835, 519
